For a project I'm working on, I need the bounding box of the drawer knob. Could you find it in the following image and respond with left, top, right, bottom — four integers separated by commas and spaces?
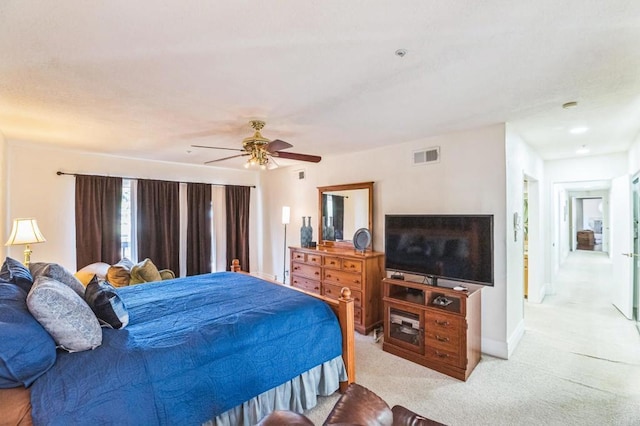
435, 320, 449, 326
436, 335, 449, 343
435, 351, 449, 359
314, 287, 319, 290
315, 271, 319, 275
326, 274, 332, 278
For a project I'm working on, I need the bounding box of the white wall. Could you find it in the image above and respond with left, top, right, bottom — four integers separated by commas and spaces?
0, 132, 7, 260
5, 140, 259, 272
505, 125, 545, 356
261, 124, 513, 358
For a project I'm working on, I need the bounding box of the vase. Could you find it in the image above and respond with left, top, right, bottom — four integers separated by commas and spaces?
325, 216, 335, 241
300, 216, 312, 248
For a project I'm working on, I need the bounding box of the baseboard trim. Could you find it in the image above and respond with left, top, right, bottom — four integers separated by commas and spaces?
507, 319, 525, 358
481, 337, 508, 359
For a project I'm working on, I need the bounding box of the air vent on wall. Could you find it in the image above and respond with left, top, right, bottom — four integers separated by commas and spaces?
413, 146, 440, 165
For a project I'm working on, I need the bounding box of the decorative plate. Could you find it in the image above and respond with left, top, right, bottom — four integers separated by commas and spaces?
353, 228, 371, 252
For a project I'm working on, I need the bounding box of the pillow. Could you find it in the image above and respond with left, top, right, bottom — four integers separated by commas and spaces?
84, 276, 129, 329
0, 283, 56, 388
0, 258, 33, 293
159, 269, 175, 280
30, 262, 85, 298
106, 263, 132, 288
74, 262, 111, 286
130, 258, 161, 284
27, 276, 102, 352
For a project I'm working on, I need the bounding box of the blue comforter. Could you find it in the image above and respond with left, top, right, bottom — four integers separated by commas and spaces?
29, 272, 343, 425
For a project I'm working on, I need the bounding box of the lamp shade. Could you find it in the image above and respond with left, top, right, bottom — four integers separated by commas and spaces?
5, 218, 47, 246
281, 206, 291, 225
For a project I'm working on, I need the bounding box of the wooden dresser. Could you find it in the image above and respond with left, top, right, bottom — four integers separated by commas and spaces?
382, 278, 482, 381
289, 246, 385, 334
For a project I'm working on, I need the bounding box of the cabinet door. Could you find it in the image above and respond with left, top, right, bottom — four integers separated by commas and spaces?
384, 303, 424, 354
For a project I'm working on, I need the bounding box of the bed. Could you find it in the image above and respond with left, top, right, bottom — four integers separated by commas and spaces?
0, 266, 355, 425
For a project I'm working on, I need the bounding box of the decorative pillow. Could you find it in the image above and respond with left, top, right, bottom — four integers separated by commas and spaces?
129, 258, 161, 284
27, 276, 102, 352
84, 276, 129, 329
159, 269, 176, 280
74, 262, 111, 286
116, 257, 135, 270
106, 263, 132, 288
0, 257, 33, 293
0, 283, 56, 388
30, 262, 85, 298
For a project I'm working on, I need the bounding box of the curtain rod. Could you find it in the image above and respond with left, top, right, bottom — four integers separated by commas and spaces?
56, 171, 256, 189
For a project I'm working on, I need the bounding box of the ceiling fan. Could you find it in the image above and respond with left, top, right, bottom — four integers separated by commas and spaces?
191, 120, 321, 169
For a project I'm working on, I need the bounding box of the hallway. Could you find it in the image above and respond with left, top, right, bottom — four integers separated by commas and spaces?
522, 250, 640, 421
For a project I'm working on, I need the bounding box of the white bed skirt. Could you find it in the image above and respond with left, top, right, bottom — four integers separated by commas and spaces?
206, 356, 347, 426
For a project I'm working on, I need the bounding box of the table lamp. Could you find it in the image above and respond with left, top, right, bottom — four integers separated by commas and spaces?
5, 218, 47, 266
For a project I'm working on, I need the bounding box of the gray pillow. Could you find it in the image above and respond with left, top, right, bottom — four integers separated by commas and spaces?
27, 276, 102, 352
30, 262, 85, 298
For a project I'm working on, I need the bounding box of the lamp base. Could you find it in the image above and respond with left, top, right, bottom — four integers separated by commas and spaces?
23, 245, 32, 267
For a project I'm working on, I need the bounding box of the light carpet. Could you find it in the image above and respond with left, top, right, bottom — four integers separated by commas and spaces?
305, 251, 640, 425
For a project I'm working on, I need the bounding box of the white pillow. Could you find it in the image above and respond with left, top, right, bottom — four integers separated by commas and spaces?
27, 276, 102, 352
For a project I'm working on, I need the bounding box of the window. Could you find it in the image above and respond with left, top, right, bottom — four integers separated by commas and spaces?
120, 179, 133, 260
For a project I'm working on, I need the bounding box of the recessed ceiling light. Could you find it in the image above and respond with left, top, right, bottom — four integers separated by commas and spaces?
570, 126, 589, 134
395, 49, 407, 58
576, 145, 590, 155
562, 101, 578, 109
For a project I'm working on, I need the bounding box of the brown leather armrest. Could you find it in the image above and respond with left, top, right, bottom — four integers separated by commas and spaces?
392, 405, 445, 426
324, 383, 393, 426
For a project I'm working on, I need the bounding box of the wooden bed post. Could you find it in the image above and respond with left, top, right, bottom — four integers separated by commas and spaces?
338, 287, 355, 391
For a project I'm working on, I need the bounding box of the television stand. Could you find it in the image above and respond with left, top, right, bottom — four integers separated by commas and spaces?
382, 277, 482, 381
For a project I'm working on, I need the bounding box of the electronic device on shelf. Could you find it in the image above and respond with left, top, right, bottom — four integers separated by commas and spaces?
432, 296, 453, 306
384, 214, 494, 286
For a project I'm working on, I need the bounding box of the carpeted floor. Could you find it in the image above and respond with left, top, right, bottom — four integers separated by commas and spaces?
305, 251, 640, 425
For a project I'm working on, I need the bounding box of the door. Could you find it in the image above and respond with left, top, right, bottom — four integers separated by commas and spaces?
611, 175, 633, 319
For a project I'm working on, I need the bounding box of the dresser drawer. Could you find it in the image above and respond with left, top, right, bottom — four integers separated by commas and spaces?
324, 256, 341, 269
424, 345, 463, 368
323, 283, 362, 308
425, 326, 461, 353
291, 276, 321, 294
425, 312, 462, 333
323, 269, 363, 289
306, 253, 322, 265
291, 251, 306, 262
291, 263, 321, 280
342, 259, 363, 273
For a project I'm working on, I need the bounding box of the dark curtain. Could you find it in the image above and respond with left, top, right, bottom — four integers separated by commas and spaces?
225, 185, 250, 271
137, 179, 180, 274
75, 175, 122, 268
187, 183, 212, 275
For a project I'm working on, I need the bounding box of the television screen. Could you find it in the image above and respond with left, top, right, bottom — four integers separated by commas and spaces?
385, 214, 494, 286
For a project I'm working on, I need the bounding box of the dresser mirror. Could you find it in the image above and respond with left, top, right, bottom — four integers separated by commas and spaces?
317, 182, 373, 247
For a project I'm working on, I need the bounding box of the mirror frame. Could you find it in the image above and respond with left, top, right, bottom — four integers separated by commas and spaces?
317, 181, 374, 247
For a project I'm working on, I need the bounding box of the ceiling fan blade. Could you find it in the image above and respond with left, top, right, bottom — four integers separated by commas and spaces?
266, 139, 293, 153
192, 144, 245, 152
204, 153, 249, 164
273, 151, 322, 163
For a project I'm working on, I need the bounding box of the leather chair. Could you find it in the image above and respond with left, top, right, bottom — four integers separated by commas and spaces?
257, 383, 444, 426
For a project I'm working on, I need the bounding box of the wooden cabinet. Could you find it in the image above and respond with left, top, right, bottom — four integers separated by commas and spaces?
382, 278, 482, 381
290, 246, 385, 334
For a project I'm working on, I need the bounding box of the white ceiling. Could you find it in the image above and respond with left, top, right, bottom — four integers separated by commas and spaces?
1, 1, 639, 168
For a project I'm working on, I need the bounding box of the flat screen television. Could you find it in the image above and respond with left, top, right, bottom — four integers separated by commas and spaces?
385, 214, 494, 286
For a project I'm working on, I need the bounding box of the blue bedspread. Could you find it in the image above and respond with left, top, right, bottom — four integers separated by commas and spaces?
29, 272, 343, 425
